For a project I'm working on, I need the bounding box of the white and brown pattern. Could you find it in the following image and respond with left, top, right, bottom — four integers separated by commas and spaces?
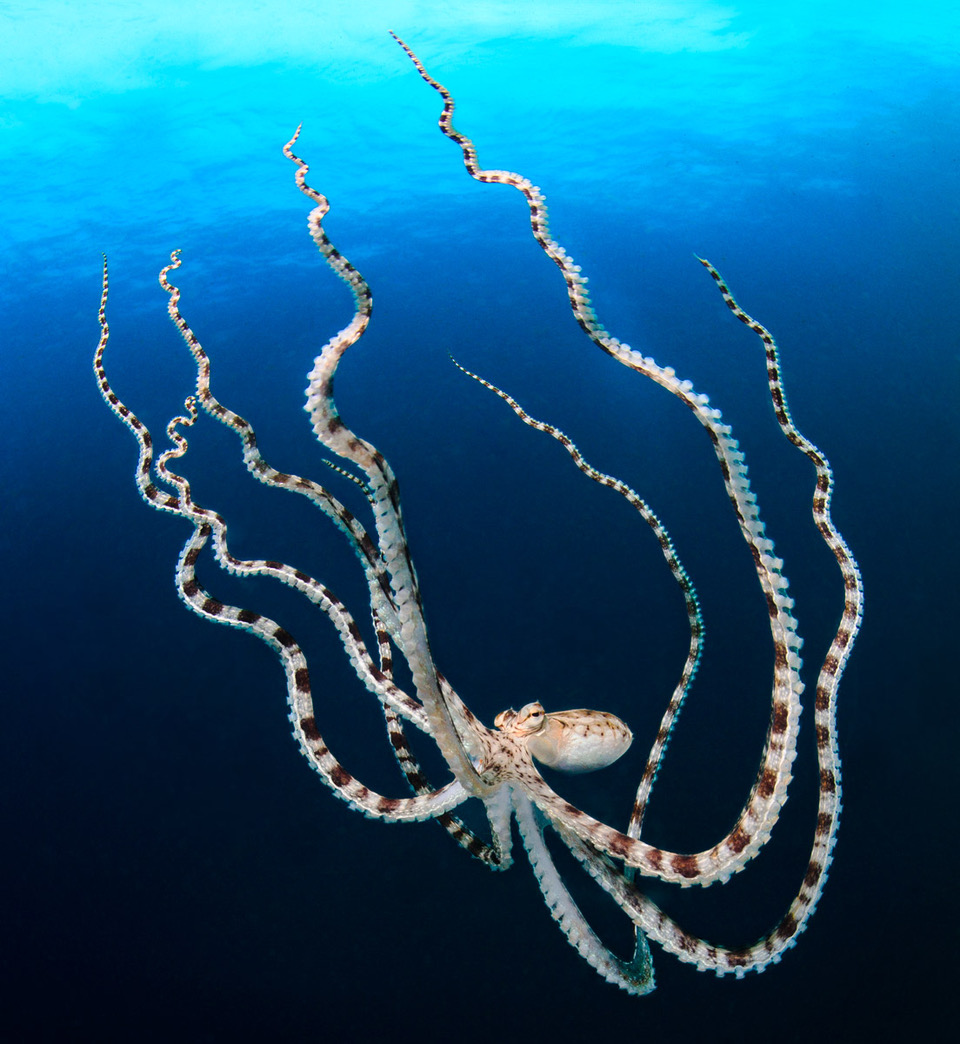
450, 356, 702, 834
94, 35, 862, 997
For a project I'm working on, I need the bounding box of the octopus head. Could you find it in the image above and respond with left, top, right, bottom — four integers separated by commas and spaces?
495, 701, 632, 774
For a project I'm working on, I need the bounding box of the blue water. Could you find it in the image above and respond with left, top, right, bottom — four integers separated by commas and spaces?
2, 2, 956, 1039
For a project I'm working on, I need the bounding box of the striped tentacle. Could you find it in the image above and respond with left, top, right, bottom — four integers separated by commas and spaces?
172, 518, 468, 823
510, 766, 736, 887
162, 246, 501, 844
561, 822, 824, 979
439, 671, 517, 863
512, 791, 655, 995
370, 603, 508, 867
371, 601, 510, 866
449, 357, 702, 835
698, 258, 863, 936
156, 253, 426, 731
156, 422, 471, 822
286, 127, 492, 797
158, 251, 401, 643
380, 704, 504, 866
97, 257, 469, 823
322, 458, 376, 503
393, 35, 804, 886
95, 256, 185, 519
448, 358, 698, 964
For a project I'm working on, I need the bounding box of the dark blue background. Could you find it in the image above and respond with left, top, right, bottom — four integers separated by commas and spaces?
2, 5, 955, 1040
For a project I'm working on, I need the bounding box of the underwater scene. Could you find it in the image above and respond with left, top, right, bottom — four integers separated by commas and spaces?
2, 1, 956, 1039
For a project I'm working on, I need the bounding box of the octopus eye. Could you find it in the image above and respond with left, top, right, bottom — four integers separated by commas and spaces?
517, 702, 545, 730
493, 709, 513, 729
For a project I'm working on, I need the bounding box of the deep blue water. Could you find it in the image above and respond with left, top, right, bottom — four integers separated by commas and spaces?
2, 3, 957, 1040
